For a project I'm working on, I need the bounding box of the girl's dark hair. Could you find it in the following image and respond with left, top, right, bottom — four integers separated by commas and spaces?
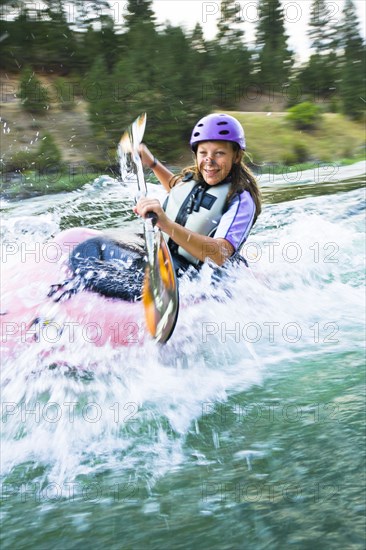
169, 143, 262, 223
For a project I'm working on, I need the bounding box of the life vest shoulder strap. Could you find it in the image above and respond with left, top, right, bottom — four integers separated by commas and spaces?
163, 177, 231, 266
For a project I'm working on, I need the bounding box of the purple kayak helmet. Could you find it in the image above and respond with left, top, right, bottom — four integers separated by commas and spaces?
190, 113, 246, 151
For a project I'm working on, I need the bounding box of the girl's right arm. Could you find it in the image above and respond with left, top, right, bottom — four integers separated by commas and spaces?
139, 144, 175, 193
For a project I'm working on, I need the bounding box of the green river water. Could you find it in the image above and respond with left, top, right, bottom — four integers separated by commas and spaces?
0, 162, 365, 549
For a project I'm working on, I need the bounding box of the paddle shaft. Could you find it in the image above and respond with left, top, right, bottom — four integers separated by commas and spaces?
119, 114, 179, 343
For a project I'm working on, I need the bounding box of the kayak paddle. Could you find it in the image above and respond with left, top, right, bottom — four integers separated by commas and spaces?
119, 114, 179, 343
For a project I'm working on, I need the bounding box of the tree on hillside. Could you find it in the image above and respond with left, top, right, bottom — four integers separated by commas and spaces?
338, 0, 366, 119
216, 0, 244, 49
67, 0, 111, 30
256, 0, 293, 90
189, 23, 213, 94
115, 0, 159, 90
124, 0, 156, 31
1, 7, 39, 69
298, 0, 339, 98
86, 55, 114, 145
42, 0, 78, 72
78, 14, 118, 71
37, 132, 63, 171
1, 1, 78, 72
19, 66, 50, 113
150, 25, 209, 154
85, 0, 158, 150
190, 23, 206, 53
67, 0, 120, 70
111, 24, 208, 159
297, 52, 339, 99
205, 0, 251, 108
308, 0, 338, 53
99, 15, 119, 70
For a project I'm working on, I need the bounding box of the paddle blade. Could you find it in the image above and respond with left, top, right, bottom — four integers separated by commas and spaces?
119, 113, 146, 155
118, 130, 136, 184
132, 112, 146, 146
118, 113, 147, 190
142, 232, 179, 343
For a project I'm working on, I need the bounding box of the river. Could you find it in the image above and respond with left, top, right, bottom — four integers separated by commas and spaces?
0, 161, 365, 549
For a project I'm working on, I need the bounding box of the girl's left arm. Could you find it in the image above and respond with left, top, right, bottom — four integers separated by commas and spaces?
139, 144, 175, 193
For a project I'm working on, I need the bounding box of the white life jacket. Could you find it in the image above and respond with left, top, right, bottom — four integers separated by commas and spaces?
162, 175, 231, 266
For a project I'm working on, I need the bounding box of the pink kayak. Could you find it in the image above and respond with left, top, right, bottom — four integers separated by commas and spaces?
1, 228, 145, 357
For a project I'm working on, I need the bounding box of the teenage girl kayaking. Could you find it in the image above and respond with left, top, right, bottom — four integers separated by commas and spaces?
66, 113, 262, 301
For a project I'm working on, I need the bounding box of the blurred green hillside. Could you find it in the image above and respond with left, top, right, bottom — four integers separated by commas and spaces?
1, 71, 364, 174
232, 111, 365, 167
1, 0, 365, 180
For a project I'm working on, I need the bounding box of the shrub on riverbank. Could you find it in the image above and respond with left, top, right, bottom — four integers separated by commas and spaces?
286, 101, 322, 131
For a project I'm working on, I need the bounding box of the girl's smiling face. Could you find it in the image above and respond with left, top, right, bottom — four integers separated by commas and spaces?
196, 140, 240, 186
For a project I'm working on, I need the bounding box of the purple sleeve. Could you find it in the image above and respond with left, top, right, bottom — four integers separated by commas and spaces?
214, 190, 256, 251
